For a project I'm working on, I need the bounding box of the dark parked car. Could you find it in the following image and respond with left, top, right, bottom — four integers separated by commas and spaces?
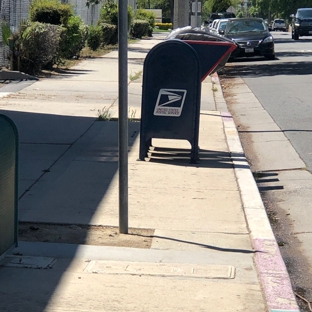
223, 18, 275, 60
291, 8, 312, 40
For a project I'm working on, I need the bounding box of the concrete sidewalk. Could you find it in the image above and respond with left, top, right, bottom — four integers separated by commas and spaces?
0, 34, 299, 311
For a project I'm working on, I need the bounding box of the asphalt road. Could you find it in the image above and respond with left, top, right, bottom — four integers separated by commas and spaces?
219, 31, 312, 311
243, 32, 312, 171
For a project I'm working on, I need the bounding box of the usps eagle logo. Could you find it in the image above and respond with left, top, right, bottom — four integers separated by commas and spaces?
154, 89, 187, 117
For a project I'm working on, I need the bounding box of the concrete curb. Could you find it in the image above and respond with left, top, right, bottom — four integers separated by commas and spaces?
212, 73, 300, 312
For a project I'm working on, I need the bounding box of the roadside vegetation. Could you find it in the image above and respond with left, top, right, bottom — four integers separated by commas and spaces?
1, 0, 157, 76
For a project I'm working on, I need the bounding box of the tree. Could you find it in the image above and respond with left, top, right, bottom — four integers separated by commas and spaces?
251, 0, 312, 21
203, 0, 242, 17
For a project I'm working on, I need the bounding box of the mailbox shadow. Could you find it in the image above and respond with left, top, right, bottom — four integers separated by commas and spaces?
147, 147, 249, 169
253, 172, 284, 192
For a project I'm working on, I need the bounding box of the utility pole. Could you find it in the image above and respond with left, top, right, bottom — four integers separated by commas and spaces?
118, 0, 128, 234
195, 0, 198, 27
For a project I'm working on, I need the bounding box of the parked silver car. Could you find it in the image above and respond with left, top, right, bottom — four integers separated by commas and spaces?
271, 19, 286, 31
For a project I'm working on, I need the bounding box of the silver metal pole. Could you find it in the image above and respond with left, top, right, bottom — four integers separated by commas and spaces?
118, 0, 128, 234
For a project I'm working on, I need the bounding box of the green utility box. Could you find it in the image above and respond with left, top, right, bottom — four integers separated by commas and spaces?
0, 114, 18, 257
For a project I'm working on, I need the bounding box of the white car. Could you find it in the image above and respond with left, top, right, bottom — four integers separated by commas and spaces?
214, 19, 229, 35
271, 19, 286, 31
209, 19, 219, 31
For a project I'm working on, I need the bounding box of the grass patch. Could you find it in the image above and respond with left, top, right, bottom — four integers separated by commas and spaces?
129, 108, 137, 121
129, 38, 140, 44
80, 45, 117, 58
129, 70, 142, 81
98, 107, 112, 121
153, 28, 171, 33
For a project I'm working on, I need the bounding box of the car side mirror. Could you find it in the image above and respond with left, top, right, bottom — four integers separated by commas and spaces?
219, 30, 225, 35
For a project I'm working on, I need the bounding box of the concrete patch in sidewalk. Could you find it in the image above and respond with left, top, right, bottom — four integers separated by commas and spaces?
84, 260, 235, 279
2, 255, 56, 269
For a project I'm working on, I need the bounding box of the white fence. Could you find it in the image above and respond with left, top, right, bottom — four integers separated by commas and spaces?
0, 0, 32, 67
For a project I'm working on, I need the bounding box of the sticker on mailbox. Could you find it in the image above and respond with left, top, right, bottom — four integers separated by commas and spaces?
154, 89, 187, 117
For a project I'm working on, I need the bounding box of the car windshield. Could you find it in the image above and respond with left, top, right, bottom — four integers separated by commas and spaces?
227, 20, 266, 34
297, 9, 312, 19
219, 21, 228, 31
274, 19, 284, 23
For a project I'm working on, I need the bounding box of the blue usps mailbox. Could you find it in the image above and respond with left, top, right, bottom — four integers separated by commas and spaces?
139, 40, 201, 161
0, 114, 18, 257
139, 34, 236, 162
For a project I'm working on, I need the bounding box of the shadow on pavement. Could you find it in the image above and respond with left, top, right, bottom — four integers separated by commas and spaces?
0, 109, 138, 311
147, 147, 248, 169
221, 61, 312, 77
0, 106, 239, 311
132, 234, 256, 254
36, 68, 96, 79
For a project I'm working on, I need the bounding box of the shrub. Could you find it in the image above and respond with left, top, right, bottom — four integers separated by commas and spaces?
130, 20, 149, 39
134, 9, 155, 37
29, 0, 73, 26
1, 21, 11, 45
155, 22, 172, 30
100, 0, 134, 30
19, 21, 62, 74
100, 0, 118, 25
60, 15, 87, 59
108, 25, 118, 45
87, 25, 102, 51
99, 22, 117, 46
135, 9, 155, 28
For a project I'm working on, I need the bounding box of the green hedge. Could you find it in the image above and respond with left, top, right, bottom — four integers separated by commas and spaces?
135, 9, 155, 28
99, 23, 117, 46
100, 0, 133, 30
155, 22, 172, 30
60, 15, 87, 59
19, 21, 62, 74
29, 0, 73, 26
134, 9, 155, 37
130, 20, 149, 39
87, 25, 102, 51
